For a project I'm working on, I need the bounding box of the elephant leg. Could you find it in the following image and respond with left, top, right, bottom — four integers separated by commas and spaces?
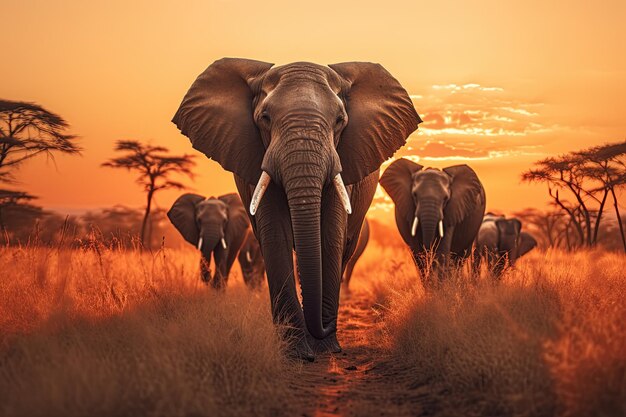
200, 254, 212, 284
471, 246, 483, 277
489, 251, 505, 278
253, 184, 314, 361
343, 262, 355, 290
340, 224, 362, 293
433, 226, 455, 283
212, 247, 229, 290
411, 249, 430, 287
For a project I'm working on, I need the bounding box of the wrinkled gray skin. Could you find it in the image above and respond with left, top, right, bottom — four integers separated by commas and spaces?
173, 58, 420, 361
342, 218, 370, 290
168, 193, 250, 289
474, 213, 536, 277
380, 158, 486, 283
237, 231, 265, 289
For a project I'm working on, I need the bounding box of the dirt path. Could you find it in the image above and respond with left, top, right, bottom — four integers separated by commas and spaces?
291, 289, 438, 417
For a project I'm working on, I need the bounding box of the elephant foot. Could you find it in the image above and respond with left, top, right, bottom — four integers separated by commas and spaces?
287, 336, 315, 362
308, 333, 342, 354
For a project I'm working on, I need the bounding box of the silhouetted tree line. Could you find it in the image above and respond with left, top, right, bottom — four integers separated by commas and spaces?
522, 140, 626, 252
0, 202, 187, 249
512, 207, 626, 252
1, 99, 194, 249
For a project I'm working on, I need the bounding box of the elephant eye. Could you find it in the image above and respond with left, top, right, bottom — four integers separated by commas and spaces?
335, 114, 345, 126
260, 111, 271, 124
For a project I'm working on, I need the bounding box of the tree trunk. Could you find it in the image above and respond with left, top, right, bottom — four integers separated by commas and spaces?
592, 188, 609, 245
610, 187, 626, 253
140, 188, 154, 247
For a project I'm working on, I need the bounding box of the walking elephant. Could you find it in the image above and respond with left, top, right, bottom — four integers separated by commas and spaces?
474, 214, 536, 276
342, 218, 370, 290
379, 158, 486, 282
237, 231, 265, 289
168, 193, 250, 289
173, 58, 420, 360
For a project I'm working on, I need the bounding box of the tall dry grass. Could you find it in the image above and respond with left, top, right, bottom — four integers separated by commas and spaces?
374, 248, 626, 417
0, 243, 296, 417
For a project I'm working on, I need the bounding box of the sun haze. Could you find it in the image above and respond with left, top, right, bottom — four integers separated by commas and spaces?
3, 0, 625, 220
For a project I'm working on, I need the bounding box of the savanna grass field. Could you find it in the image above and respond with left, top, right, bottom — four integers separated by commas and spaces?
1, 226, 624, 417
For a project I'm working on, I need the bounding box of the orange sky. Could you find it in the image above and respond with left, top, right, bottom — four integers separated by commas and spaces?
3, 0, 625, 223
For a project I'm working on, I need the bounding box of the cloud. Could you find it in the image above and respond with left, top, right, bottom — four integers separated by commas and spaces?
431, 83, 504, 92
417, 141, 490, 159
412, 84, 548, 138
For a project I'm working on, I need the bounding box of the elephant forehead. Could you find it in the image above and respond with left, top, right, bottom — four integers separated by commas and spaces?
263, 62, 341, 91
197, 200, 227, 215
413, 170, 449, 184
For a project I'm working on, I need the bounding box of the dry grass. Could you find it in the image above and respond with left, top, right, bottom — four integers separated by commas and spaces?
0, 243, 295, 417
1, 237, 624, 417
374, 248, 626, 417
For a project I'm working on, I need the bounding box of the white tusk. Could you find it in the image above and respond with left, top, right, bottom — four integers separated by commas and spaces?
411, 216, 419, 237
333, 174, 352, 214
221, 238, 227, 249
250, 171, 271, 216
439, 220, 444, 238
246, 251, 252, 263
197, 236, 203, 251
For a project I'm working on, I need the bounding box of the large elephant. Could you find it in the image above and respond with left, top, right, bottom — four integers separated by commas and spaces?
237, 231, 265, 289
379, 158, 486, 280
173, 58, 420, 360
474, 214, 536, 276
168, 193, 250, 288
342, 218, 370, 290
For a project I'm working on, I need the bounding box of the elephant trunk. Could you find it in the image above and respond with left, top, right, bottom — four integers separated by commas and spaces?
418, 199, 441, 248
279, 139, 335, 340
199, 223, 223, 258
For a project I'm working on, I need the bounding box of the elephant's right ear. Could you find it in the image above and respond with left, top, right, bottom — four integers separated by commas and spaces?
329, 62, 422, 185
172, 58, 274, 185
379, 158, 423, 224
167, 193, 206, 245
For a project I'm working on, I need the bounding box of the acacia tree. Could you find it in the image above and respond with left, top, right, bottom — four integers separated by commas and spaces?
102, 140, 195, 246
578, 141, 626, 251
522, 140, 626, 250
0, 99, 80, 182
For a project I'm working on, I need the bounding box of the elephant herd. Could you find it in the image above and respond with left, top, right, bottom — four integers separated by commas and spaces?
167, 192, 368, 291
380, 158, 537, 283
168, 58, 537, 361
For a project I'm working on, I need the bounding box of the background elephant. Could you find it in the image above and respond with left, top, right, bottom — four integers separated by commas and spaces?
342, 218, 370, 290
168, 193, 250, 289
173, 58, 420, 360
379, 158, 486, 281
237, 231, 265, 289
474, 213, 536, 276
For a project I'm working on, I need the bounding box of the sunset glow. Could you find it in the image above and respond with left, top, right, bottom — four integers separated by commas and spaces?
3, 0, 625, 221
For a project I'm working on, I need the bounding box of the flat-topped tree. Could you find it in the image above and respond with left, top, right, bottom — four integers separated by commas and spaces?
522, 139, 626, 251
102, 140, 195, 246
0, 99, 80, 183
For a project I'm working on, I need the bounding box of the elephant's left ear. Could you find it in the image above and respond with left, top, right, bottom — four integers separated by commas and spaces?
443, 165, 485, 226
329, 62, 422, 185
518, 232, 537, 257
219, 193, 250, 249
